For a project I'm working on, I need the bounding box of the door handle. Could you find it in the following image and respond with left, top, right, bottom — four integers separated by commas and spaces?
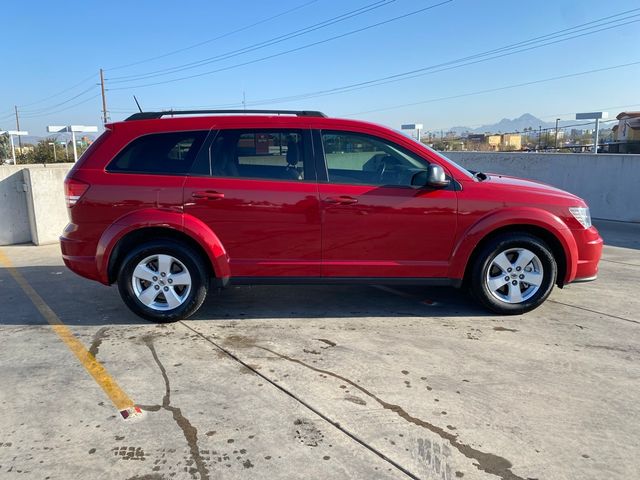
324, 196, 358, 205
192, 190, 225, 200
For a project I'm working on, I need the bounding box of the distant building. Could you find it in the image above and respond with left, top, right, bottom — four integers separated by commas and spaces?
467, 134, 486, 143
487, 135, 501, 150
615, 112, 640, 152
15, 146, 34, 155
501, 133, 522, 151
485, 133, 522, 151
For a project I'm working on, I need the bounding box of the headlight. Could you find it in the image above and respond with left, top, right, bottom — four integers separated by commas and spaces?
569, 207, 591, 229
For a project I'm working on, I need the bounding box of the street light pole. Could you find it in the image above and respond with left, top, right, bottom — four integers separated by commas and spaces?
7, 130, 28, 164
538, 126, 542, 151
555, 118, 560, 150
71, 130, 78, 162
48, 142, 57, 162
9, 134, 15, 163
47, 125, 98, 162
576, 112, 608, 155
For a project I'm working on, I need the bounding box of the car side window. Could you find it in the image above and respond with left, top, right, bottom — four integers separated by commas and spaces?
210, 129, 308, 181
321, 131, 427, 186
107, 131, 207, 175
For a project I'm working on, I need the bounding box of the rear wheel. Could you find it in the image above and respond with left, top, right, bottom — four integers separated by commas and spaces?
117, 240, 208, 322
470, 233, 557, 315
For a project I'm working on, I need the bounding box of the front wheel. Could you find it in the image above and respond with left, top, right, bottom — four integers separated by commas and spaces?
470, 233, 557, 315
117, 240, 209, 322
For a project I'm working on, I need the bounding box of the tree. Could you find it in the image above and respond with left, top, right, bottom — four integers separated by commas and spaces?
0, 132, 10, 162
17, 137, 68, 164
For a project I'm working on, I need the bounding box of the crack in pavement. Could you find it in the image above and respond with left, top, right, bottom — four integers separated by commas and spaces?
88, 327, 109, 358
140, 336, 209, 480
257, 345, 526, 480
548, 299, 640, 325
180, 322, 421, 480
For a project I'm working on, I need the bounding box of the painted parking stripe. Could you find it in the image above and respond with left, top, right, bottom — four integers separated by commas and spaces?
0, 249, 141, 420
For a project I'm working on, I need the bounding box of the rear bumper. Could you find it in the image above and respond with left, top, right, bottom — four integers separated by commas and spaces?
568, 226, 603, 283
60, 224, 102, 283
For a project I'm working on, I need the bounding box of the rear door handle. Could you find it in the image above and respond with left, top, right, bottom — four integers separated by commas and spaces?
192, 190, 225, 200
324, 196, 358, 205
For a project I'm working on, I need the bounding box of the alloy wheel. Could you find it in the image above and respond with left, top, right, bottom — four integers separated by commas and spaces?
131, 254, 192, 311
485, 248, 544, 304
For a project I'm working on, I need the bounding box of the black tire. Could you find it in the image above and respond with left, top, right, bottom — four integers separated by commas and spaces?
469, 233, 557, 315
117, 239, 209, 322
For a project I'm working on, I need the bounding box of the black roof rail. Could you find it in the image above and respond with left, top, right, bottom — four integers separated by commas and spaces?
125, 109, 328, 121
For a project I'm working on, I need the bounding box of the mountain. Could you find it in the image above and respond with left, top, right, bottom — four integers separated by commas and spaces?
446, 113, 582, 136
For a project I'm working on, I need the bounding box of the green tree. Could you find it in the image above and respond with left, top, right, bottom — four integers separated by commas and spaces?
18, 137, 68, 164
0, 132, 11, 161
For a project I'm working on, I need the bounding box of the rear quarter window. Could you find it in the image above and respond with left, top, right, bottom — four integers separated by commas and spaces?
106, 131, 207, 175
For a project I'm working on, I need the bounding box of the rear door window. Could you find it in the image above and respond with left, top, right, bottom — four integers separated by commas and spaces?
207, 129, 311, 182
107, 131, 207, 175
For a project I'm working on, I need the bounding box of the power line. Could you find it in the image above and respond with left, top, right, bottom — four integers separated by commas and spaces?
108, 0, 453, 90
19, 85, 98, 115
227, 13, 640, 106
340, 60, 640, 116
106, 0, 321, 71
537, 103, 640, 120
20, 94, 101, 119
17, 72, 97, 108
108, 0, 397, 82
109, 8, 639, 109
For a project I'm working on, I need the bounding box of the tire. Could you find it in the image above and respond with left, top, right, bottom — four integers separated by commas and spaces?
117, 239, 209, 322
469, 233, 557, 315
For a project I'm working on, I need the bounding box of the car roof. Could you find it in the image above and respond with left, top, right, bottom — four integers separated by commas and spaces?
106, 113, 391, 135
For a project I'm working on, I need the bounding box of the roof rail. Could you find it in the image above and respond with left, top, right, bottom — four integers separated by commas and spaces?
125, 109, 328, 121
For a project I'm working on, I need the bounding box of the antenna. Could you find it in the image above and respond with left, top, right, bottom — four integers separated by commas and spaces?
133, 95, 143, 113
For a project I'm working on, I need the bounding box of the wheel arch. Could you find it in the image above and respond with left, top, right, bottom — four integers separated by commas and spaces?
461, 224, 568, 288
449, 208, 578, 287
96, 209, 230, 285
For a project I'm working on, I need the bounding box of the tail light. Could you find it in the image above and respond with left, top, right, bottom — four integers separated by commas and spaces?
64, 178, 89, 208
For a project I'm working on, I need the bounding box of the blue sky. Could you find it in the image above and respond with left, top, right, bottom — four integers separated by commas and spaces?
1, 0, 639, 136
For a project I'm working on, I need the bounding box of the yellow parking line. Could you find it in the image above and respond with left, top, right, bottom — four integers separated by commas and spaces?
0, 249, 140, 419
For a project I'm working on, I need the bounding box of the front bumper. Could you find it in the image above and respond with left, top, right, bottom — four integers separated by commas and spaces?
569, 226, 603, 283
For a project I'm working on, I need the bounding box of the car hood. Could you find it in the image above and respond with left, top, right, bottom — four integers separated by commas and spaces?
483, 173, 583, 203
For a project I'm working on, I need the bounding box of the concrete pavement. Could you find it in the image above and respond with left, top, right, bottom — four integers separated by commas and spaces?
0, 220, 638, 479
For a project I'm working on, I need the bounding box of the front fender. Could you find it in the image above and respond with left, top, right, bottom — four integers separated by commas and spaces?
448, 207, 578, 284
95, 209, 230, 284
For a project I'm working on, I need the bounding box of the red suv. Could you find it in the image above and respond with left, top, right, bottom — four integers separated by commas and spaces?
61, 110, 603, 321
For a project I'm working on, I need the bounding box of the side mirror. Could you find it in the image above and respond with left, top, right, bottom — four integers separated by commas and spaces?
411, 164, 450, 188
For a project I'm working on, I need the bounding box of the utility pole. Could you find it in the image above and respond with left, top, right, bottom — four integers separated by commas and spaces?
555, 118, 560, 150
14, 106, 22, 148
100, 68, 109, 124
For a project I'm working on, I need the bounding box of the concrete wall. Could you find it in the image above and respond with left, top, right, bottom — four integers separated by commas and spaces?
0, 154, 638, 246
0, 163, 72, 246
0, 165, 31, 245
445, 152, 640, 223
23, 164, 73, 245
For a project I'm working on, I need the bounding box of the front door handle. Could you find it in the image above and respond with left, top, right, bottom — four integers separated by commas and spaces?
324, 196, 358, 205
192, 190, 225, 200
